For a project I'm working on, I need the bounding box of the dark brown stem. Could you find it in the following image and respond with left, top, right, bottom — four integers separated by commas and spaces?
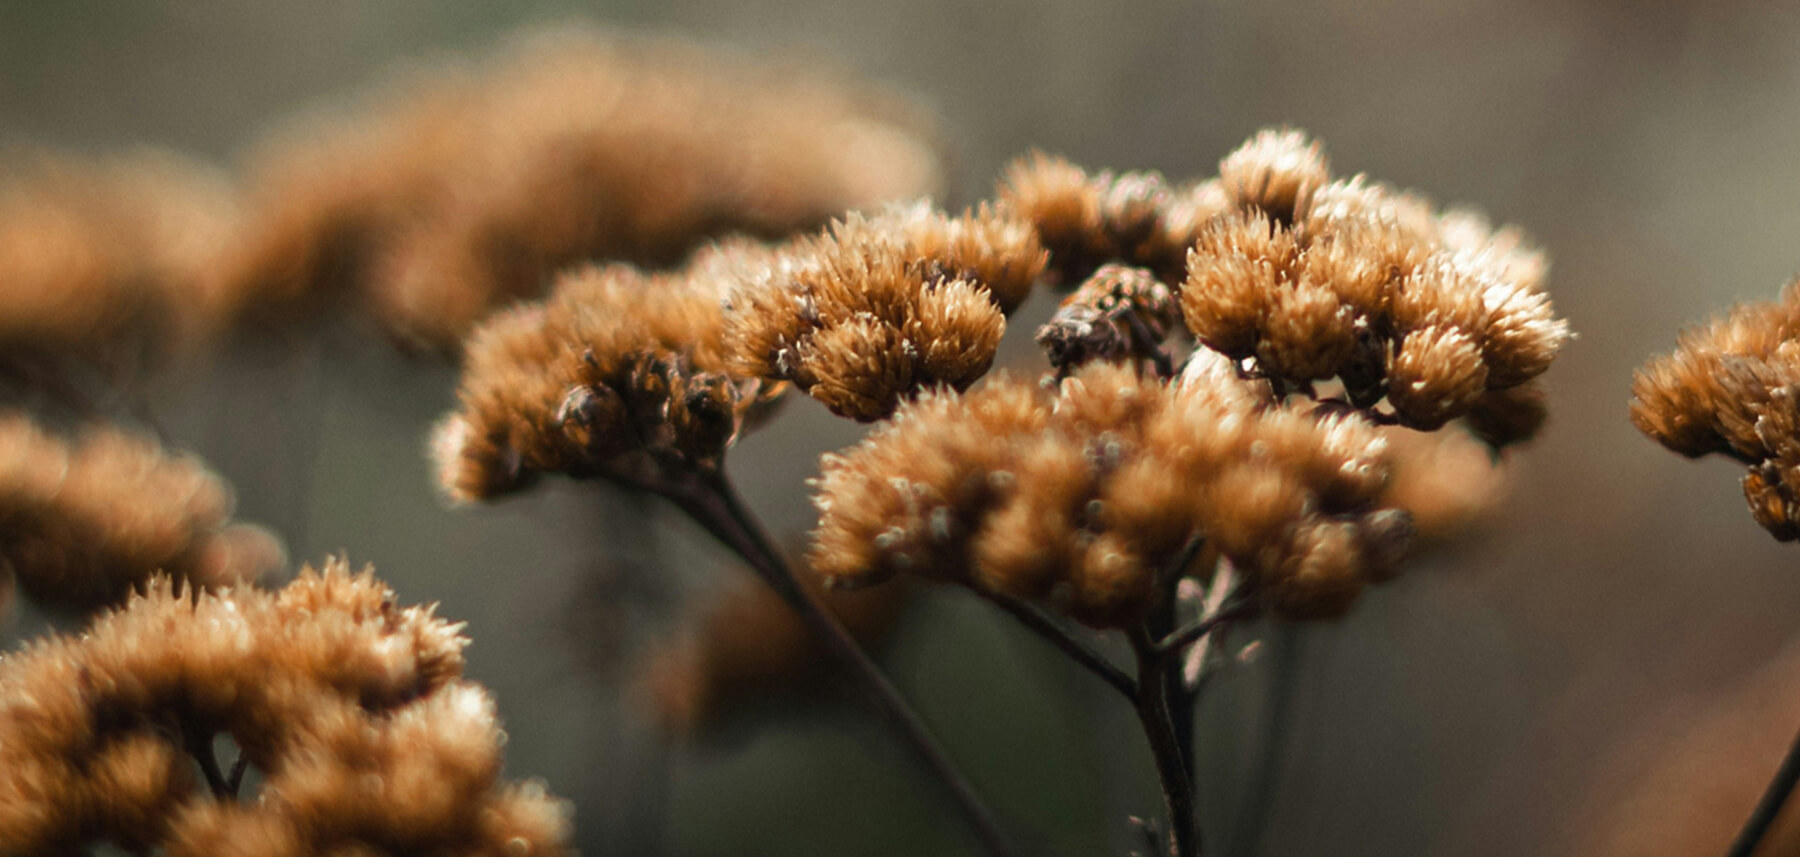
184, 727, 233, 800
982, 591, 1138, 702
226, 752, 249, 796
1131, 627, 1199, 857
1727, 722, 1800, 857
1157, 601, 1250, 656
650, 466, 1021, 857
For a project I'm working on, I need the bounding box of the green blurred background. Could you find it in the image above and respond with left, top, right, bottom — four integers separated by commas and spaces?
6, 1, 1800, 855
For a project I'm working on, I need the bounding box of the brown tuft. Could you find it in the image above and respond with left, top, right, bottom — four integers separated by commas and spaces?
1176, 129, 1568, 431
0, 560, 570, 855
723, 202, 1041, 421
217, 28, 947, 350
810, 360, 1415, 624
1631, 282, 1800, 540
433, 239, 787, 502
0, 414, 282, 613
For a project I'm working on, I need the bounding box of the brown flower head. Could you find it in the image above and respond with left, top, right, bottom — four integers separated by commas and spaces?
0, 560, 569, 856
0, 414, 282, 614
1631, 280, 1800, 540
433, 239, 786, 502
997, 152, 1227, 286
1178, 130, 1570, 434
0, 150, 239, 370
218, 27, 946, 350
810, 358, 1414, 624
723, 201, 1046, 421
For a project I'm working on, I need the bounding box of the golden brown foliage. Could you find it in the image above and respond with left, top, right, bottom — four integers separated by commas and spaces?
638, 571, 908, 736
432, 240, 785, 502
218, 28, 946, 350
0, 414, 281, 613
724, 202, 1047, 420
810, 359, 1413, 624
0, 560, 569, 857
0, 150, 239, 368
1631, 280, 1800, 540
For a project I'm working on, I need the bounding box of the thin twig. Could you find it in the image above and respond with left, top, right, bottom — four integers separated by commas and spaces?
1726, 721, 1800, 857
982, 591, 1137, 702
1159, 599, 1253, 656
654, 466, 1021, 857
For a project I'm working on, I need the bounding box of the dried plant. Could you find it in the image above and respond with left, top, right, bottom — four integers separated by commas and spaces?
432, 238, 788, 502
1631, 279, 1800, 857
0, 150, 239, 373
723, 201, 1046, 420
810, 360, 1410, 625
0, 560, 568, 856
1631, 280, 1800, 540
217, 28, 945, 350
0, 413, 282, 615
429, 125, 1565, 857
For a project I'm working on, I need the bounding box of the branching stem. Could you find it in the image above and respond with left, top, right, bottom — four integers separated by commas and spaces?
982, 591, 1138, 702
640, 465, 1020, 857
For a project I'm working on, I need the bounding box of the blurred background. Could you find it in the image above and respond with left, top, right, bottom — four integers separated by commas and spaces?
6, 1, 1800, 855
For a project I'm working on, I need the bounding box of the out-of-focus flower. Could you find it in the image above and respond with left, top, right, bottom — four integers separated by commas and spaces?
1632, 280, 1800, 540
0, 413, 281, 614
0, 560, 569, 856
219, 27, 947, 350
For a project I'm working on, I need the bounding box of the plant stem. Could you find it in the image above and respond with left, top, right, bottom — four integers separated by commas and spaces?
1727, 722, 1800, 857
982, 591, 1138, 702
1131, 628, 1199, 857
184, 726, 233, 799
1156, 607, 1244, 657
657, 467, 1021, 857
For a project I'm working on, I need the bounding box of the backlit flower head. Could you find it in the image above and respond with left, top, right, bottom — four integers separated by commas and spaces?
0, 559, 569, 856
433, 239, 785, 502
723, 201, 1046, 421
1631, 280, 1800, 540
810, 360, 1413, 623
0, 414, 281, 614
1179, 131, 1569, 433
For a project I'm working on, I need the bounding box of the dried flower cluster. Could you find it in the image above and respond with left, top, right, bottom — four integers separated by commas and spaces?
1004, 129, 1569, 438
0, 560, 568, 856
637, 571, 907, 735
432, 240, 787, 501
0, 151, 239, 369
219, 28, 945, 350
997, 152, 1229, 286
724, 202, 1047, 421
1631, 280, 1800, 539
810, 359, 1412, 624
0, 414, 281, 614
